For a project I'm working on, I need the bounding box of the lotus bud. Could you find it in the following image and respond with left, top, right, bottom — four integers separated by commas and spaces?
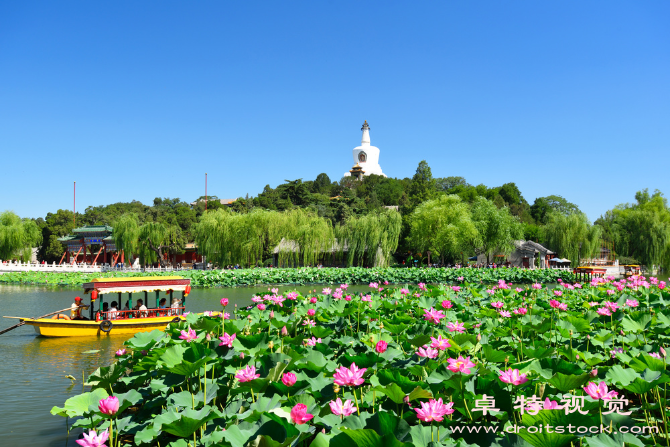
369, 335, 375, 343
281, 326, 288, 336
333, 384, 340, 394
247, 314, 253, 321
270, 310, 274, 318
537, 383, 545, 399
590, 368, 598, 377
477, 333, 482, 342
587, 334, 590, 340
268, 341, 274, 350
569, 330, 573, 337
379, 322, 384, 330
575, 354, 579, 359
620, 330, 624, 336
661, 347, 667, 358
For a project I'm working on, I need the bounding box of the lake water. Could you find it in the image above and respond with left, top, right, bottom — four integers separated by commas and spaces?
0, 284, 370, 446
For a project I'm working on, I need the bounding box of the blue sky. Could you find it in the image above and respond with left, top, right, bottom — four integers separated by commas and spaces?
1, 1, 668, 222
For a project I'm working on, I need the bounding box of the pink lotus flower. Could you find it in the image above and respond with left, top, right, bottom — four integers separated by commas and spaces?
549, 299, 561, 308
457, 276, 464, 281
302, 319, 316, 327
98, 396, 119, 416
583, 381, 618, 400
499, 310, 511, 318
220, 298, 229, 306
361, 295, 372, 302
451, 286, 461, 292
203, 311, 213, 317
574, 283, 582, 289
286, 292, 298, 300
305, 336, 322, 346
333, 363, 367, 386
491, 301, 504, 309
515, 287, 524, 293
256, 303, 266, 311
513, 307, 527, 315
430, 335, 451, 350
604, 301, 619, 311
414, 398, 454, 422
281, 326, 288, 336
218, 332, 236, 348
447, 356, 476, 374
423, 308, 446, 324
290, 403, 314, 424
532, 283, 542, 290
659, 281, 666, 290
499, 369, 528, 386
223, 312, 230, 320
344, 295, 352, 301
558, 303, 568, 311
446, 321, 465, 333
340, 283, 349, 290
369, 282, 379, 288
322, 288, 332, 295
282, 372, 297, 387
384, 280, 389, 285
553, 290, 563, 297
441, 300, 453, 309
650, 352, 662, 359
400, 288, 410, 295
307, 309, 316, 316
417, 345, 439, 359
329, 397, 356, 416
375, 340, 388, 353
235, 365, 260, 382
418, 283, 427, 291
76, 429, 109, 447
543, 398, 561, 410
606, 289, 615, 296
310, 297, 318, 304
251, 296, 263, 302
115, 349, 126, 356
625, 299, 639, 308
179, 327, 197, 342
597, 307, 612, 316
589, 301, 600, 307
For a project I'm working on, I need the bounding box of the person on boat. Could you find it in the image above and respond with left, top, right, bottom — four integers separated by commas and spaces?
158, 298, 167, 316
108, 301, 119, 320
134, 299, 148, 318
70, 296, 89, 320
170, 298, 182, 316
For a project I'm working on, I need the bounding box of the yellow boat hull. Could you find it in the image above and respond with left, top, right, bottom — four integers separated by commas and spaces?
23, 316, 184, 337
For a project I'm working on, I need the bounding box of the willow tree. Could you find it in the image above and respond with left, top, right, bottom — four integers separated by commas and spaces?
0, 211, 42, 261
112, 214, 140, 263
276, 209, 334, 267
408, 195, 478, 264
543, 211, 601, 266
336, 209, 401, 267
471, 197, 523, 263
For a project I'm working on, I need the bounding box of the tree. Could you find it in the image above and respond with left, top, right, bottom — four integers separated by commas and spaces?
408, 195, 478, 264
436, 176, 469, 192
530, 195, 580, 224
112, 214, 185, 267
0, 211, 42, 261
471, 197, 523, 263
312, 173, 332, 195
336, 209, 402, 267
408, 161, 436, 207
38, 209, 75, 262
543, 211, 601, 266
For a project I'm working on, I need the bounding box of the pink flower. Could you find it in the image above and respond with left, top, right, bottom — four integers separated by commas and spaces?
430, 335, 451, 350
447, 356, 476, 374
220, 298, 229, 307
282, 372, 297, 387
305, 336, 322, 346
375, 340, 388, 354
423, 307, 446, 324
251, 296, 263, 302
446, 321, 465, 333
333, 363, 367, 386
223, 312, 230, 320
98, 396, 119, 416
491, 301, 504, 309
604, 301, 619, 311
310, 297, 318, 304
290, 403, 314, 425
307, 309, 316, 316
557, 303, 568, 311
513, 307, 527, 315
286, 292, 298, 300
532, 283, 542, 290
549, 299, 561, 308
457, 276, 464, 281
499, 310, 511, 318
256, 303, 266, 311
235, 365, 260, 383
418, 283, 427, 291
76, 429, 109, 447
625, 299, 639, 308
218, 332, 236, 348
574, 283, 582, 289
597, 307, 612, 316
340, 283, 349, 290
451, 286, 461, 292
583, 381, 619, 400
414, 398, 454, 422
322, 288, 332, 295
115, 349, 126, 356
417, 345, 439, 359
400, 288, 410, 295
302, 319, 316, 327
515, 287, 524, 293
179, 327, 197, 342
369, 282, 379, 288
659, 281, 666, 290
361, 295, 372, 302
384, 280, 389, 285
606, 289, 615, 296
588, 301, 599, 307
553, 290, 563, 297
543, 398, 561, 410
281, 326, 288, 336
344, 295, 352, 301
650, 352, 662, 359
441, 300, 453, 309
499, 369, 528, 386
329, 397, 356, 417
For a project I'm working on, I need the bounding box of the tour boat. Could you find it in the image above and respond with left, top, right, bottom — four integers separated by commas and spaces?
20, 276, 193, 337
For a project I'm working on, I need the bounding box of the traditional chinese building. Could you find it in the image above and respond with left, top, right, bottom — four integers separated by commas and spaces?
58, 225, 118, 265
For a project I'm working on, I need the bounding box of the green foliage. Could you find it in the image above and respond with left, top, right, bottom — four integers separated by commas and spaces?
471, 197, 523, 263
530, 195, 580, 224
0, 211, 42, 261
543, 212, 602, 265
336, 210, 402, 267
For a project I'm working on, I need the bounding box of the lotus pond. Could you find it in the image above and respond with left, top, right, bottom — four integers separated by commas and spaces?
55, 277, 670, 447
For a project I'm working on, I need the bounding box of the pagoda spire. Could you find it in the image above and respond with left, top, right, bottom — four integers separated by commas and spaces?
361, 120, 370, 146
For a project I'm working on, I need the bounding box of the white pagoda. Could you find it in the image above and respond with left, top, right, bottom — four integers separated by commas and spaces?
344, 121, 386, 179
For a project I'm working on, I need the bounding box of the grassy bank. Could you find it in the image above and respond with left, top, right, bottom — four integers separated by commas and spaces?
0, 267, 574, 287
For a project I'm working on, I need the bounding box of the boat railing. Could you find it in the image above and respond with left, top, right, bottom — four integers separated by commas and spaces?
96, 307, 186, 321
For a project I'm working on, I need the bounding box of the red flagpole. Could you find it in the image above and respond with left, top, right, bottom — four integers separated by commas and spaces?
74, 181, 76, 227
205, 173, 208, 212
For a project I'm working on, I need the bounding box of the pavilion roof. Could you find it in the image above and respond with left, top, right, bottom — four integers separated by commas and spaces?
72, 225, 113, 234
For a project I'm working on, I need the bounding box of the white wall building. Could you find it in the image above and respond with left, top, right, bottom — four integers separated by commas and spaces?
344, 121, 386, 178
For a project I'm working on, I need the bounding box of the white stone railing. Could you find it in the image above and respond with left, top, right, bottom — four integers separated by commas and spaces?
0, 261, 103, 273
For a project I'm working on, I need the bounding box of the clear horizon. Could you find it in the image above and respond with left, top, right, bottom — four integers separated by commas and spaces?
1, 1, 668, 222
